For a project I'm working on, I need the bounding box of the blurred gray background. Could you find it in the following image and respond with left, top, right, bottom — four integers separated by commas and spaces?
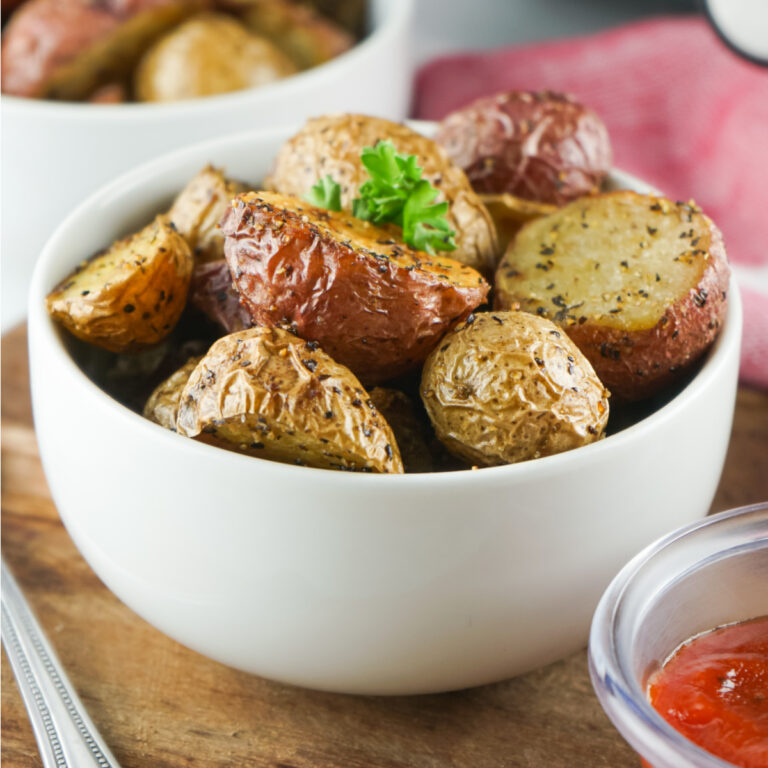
412, 0, 697, 64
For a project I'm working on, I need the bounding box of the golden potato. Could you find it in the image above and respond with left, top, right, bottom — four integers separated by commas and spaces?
420, 311, 610, 466
176, 327, 404, 473
1, 0, 204, 100
494, 192, 730, 400
221, 191, 489, 385
134, 13, 297, 102
46, 215, 194, 353
264, 114, 498, 273
143, 355, 203, 430
478, 193, 558, 258
168, 165, 248, 263
230, 0, 354, 69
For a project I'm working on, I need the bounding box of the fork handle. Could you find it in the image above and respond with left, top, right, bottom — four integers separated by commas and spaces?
1, 558, 122, 768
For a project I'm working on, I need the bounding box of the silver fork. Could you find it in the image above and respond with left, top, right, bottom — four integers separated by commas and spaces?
1, 558, 122, 768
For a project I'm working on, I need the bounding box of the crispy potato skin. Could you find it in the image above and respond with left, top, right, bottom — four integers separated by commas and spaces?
143, 355, 202, 430
134, 13, 297, 101
1, 0, 204, 99
168, 165, 248, 263
226, 0, 354, 69
176, 327, 404, 473
264, 114, 499, 273
420, 311, 610, 466
221, 191, 490, 384
188, 259, 254, 333
434, 91, 612, 206
495, 192, 730, 401
46, 215, 194, 353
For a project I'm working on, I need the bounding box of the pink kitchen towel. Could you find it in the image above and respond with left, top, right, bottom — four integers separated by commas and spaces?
414, 16, 768, 389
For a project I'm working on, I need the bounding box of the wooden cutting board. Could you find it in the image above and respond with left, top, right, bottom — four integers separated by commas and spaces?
3, 323, 767, 768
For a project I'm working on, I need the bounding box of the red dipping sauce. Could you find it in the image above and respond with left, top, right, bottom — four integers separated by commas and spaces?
647, 616, 768, 768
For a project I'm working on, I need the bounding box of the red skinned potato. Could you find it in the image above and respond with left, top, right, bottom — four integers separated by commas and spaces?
1, 0, 205, 99
221, 191, 490, 385
188, 259, 254, 333
434, 90, 612, 206
495, 192, 730, 401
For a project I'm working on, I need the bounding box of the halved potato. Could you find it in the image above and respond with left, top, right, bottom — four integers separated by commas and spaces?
479, 193, 558, 257
168, 165, 248, 263
134, 13, 297, 102
228, 0, 354, 69
420, 311, 610, 466
176, 327, 404, 473
143, 355, 203, 430
188, 259, 254, 333
495, 192, 730, 400
221, 191, 490, 384
1, 0, 204, 99
46, 215, 194, 353
264, 114, 499, 273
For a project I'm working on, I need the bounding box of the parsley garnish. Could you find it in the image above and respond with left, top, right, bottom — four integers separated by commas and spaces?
305, 140, 456, 254
306, 174, 342, 211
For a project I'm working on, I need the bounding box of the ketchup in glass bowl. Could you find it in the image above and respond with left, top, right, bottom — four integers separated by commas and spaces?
589, 502, 768, 768
648, 616, 768, 768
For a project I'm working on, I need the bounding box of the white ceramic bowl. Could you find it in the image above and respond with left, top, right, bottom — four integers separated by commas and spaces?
1, 0, 413, 330
28, 125, 742, 695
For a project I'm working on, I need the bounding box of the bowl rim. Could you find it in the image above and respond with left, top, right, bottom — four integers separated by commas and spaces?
588, 501, 768, 768
0, 0, 412, 119
29, 122, 743, 486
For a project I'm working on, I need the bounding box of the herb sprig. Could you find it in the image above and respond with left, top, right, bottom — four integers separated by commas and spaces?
305, 140, 456, 255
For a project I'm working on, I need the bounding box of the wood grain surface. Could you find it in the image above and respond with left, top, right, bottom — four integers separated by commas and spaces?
2, 323, 767, 768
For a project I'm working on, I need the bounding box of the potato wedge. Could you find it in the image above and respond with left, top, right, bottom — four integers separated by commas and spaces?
479, 193, 558, 257
227, 0, 354, 69
188, 259, 254, 333
495, 192, 730, 400
143, 355, 203, 430
176, 327, 404, 473
420, 311, 610, 466
264, 114, 498, 273
1, 0, 204, 99
168, 165, 248, 263
134, 13, 297, 102
221, 191, 490, 384
47, 215, 194, 353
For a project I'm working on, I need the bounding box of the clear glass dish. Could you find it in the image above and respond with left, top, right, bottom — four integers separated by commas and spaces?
588, 501, 768, 768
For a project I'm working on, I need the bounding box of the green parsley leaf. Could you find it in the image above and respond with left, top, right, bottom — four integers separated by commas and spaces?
353, 140, 456, 254
305, 174, 342, 211
306, 140, 457, 254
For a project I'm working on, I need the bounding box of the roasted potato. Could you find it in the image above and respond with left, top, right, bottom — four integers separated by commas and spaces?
47, 215, 194, 353
495, 192, 730, 401
176, 327, 404, 472
1, 0, 204, 99
188, 259, 254, 333
225, 0, 354, 69
264, 114, 498, 273
134, 13, 297, 102
303, 0, 366, 37
221, 191, 490, 384
479, 193, 558, 258
143, 355, 203, 430
368, 387, 435, 473
168, 165, 248, 263
434, 91, 612, 206
420, 311, 610, 466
